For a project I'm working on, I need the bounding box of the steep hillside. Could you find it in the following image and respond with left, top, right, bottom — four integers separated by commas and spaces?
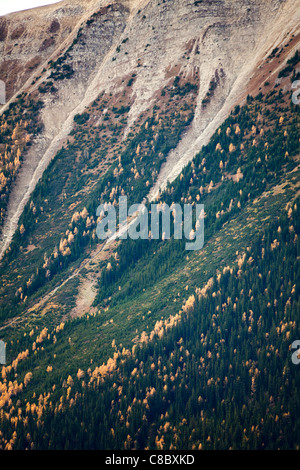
0, 0, 299, 451
3, 198, 299, 450
0, 0, 299, 256
0, 0, 99, 101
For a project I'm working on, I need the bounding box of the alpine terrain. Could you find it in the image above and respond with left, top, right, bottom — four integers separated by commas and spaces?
0, 0, 299, 450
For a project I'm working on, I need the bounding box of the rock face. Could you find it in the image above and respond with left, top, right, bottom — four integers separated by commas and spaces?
0, 0, 299, 255
0, 1, 90, 100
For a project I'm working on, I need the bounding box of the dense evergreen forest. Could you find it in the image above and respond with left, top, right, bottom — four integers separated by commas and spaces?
1, 198, 299, 450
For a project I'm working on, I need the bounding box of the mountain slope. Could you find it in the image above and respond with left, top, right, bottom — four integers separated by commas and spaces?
3, 199, 299, 450
0, 0, 299, 256
0, 0, 299, 451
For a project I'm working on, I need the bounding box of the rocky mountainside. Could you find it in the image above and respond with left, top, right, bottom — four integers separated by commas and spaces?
0, 0, 299, 451
0, 0, 299, 255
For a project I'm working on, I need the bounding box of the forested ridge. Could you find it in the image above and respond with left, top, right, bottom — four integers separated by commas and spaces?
1, 197, 299, 450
